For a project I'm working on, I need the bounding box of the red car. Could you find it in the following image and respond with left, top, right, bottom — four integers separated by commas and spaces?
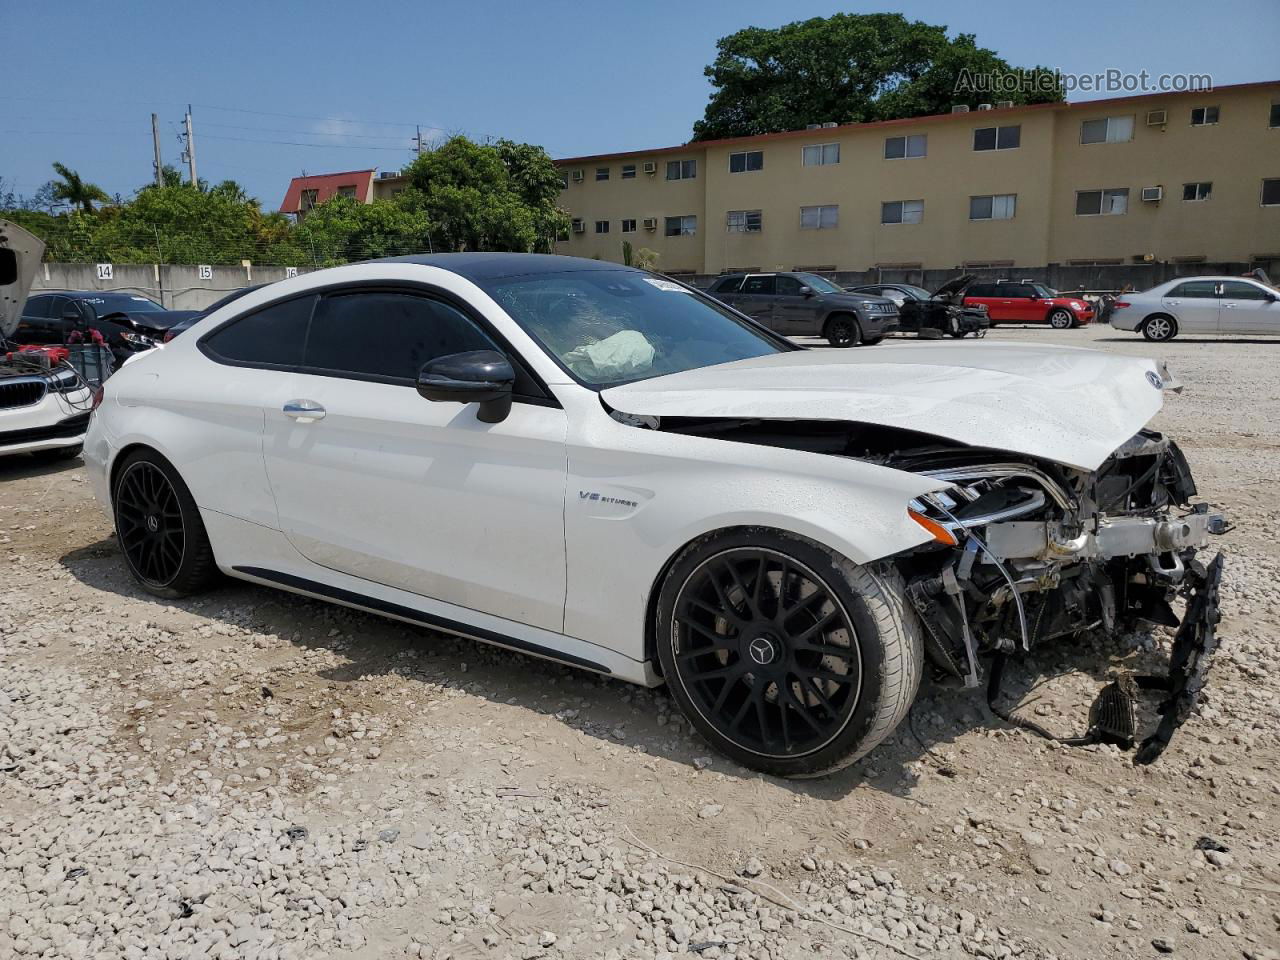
962, 280, 1094, 328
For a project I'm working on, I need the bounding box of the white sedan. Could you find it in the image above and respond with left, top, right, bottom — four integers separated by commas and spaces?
84, 254, 1224, 776
1110, 275, 1280, 341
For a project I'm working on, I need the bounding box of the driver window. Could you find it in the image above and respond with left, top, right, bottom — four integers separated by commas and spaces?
1219, 281, 1269, 301
775, 276, 804, 296
305, 291, 498, 382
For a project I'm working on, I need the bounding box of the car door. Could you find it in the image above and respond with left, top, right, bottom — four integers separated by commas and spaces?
772, 275, 819, 333
260, 286, 568, 633
1160, 280, 1220, 334
736, 275, 778, 328
1218, 280, 1279, 335
996, 284, 1039, 323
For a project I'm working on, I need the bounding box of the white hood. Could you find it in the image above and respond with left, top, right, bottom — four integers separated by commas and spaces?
601, 342, 1167, 472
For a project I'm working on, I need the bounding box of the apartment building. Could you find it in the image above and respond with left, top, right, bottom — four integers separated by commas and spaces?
553, 81, 1280, 275
279, 168, 409, 220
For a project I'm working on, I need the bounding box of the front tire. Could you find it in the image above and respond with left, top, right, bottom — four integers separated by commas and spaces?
825, 315, 860, 348
1142, 314, 1177, 342
1048, 308, 1073, 330
112, 449, 219, 599
655, 529, 922, 778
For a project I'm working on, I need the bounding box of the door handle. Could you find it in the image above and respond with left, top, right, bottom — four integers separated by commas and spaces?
283, 399, 326, 421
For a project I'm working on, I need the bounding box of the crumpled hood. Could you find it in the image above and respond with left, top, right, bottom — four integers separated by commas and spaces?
601, 343, 1168, 472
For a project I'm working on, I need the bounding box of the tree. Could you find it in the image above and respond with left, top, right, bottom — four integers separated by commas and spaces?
403, 136, 569, 252
49, 162, 111, 213
272, 195, 432, 267
692, 13, 1062, 140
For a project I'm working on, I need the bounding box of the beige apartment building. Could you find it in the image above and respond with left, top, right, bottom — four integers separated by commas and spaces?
553, 81, 1280, 276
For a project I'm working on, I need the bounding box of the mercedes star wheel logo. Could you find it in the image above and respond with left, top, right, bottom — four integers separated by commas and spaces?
748, 637, 776, 666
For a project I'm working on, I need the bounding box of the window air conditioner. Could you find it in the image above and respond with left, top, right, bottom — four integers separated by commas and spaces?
1146, 110, 1168, 126
642, 217, 658, 230
570, 169, 584, 182
642, 161, 657, 175
1141, 186, 1163, 202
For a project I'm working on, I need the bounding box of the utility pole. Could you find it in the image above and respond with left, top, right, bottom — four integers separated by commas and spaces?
414, 125, 423, 155
151, 113, 164, 187
183, 105, 198, 185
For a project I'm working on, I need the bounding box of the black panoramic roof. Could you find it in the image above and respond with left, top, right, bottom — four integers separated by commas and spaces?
375, 253, 637, 282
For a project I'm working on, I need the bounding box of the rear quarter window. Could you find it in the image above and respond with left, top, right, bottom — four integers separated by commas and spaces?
201, 295, 315, 367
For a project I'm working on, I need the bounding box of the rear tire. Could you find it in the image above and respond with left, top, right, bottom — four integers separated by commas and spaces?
112, 449, 219, 599
1142, 314, 1177, 342
1048, 308, 1073, 330
655, 528, 922, 778
825, 315, 860, 348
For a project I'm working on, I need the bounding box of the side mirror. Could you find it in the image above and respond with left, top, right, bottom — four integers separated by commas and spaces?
62, 301, 94, 324
798, 285, 813, 297
416, 350, 515, 424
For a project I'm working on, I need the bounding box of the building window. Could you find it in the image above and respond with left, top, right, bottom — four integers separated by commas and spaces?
1076, 188, 1130, 216
1271, 103, 1280, 128
728, 150, 764, 173
299, 188, 318, 211
973, 125, 1021, 151
1182, 182, 1212, 202
571, 218, 584, 233
884, 134, 927, 159
726, 210, 763, 233
620, 164, 636, 180
621, 218, 637, 233
802, 143, 840, 166
594, 220, 609, 234
335, 185, 357, 199
559, 173, 569, 188
1190, 106, 1220, 126
596, 167, 610, 181
969, 194, 1017, 220
799, 204, 838, 229
1263, 179, 1280, 206
666, 159, 696, 180
881, 200, 924, 225
664, 215, 697, 236
1080, 115, 1135, 144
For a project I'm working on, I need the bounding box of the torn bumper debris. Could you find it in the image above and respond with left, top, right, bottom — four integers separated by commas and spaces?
893, 429, 1227, 762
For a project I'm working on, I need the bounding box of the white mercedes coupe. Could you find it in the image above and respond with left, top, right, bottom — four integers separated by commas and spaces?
85, 254, 1224, 776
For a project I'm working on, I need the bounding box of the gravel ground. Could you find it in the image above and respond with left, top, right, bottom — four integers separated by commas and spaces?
1, 323, 1278, 960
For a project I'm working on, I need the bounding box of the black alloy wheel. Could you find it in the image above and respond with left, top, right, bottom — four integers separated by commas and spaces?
826, 315, 859, 347
112, 450, 218, 598
116, 460, 186, 588
669, 547, 863, 760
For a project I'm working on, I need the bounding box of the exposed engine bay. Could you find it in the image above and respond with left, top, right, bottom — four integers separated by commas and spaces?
640, 413, 1227, 764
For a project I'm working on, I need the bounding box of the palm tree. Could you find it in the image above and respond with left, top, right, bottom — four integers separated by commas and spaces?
50, 162, 111, 213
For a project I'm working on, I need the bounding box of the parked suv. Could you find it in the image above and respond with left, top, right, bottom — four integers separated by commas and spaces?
707, 272, 899, 346
962, 281, 1094, 328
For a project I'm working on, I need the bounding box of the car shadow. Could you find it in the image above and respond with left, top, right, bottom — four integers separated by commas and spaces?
0, 453, 84, 482
1093, 336, 1280, 345
61, 536, 1164, 803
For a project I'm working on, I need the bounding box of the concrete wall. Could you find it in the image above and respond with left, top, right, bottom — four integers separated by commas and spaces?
31, 263, 314, 310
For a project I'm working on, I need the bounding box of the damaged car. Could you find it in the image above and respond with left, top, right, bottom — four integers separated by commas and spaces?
83, 254, 1224, 777
1, 220, 99, 461
846, 276, 990, 339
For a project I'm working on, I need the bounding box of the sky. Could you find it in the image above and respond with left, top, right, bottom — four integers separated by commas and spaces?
3, 0, 1278, 210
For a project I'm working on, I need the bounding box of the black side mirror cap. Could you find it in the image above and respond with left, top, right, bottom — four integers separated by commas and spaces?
416, 349, 515, 424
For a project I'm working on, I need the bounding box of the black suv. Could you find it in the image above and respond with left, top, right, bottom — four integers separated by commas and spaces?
707, 272, 899, 346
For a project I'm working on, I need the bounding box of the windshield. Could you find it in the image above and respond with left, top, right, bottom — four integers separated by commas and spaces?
897, 285, 931, 300
1026, 283, 1058, 298
794, 273, 842, 294
79, 293, 163, 314
482, 270, 790, 388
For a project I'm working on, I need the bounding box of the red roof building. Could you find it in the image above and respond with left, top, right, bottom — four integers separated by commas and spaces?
279, 169, 377, 219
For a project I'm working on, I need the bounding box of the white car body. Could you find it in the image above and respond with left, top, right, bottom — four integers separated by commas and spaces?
85, 257, 1175, 680
1111, 275, 1280, 338
81, 254, 1224, 774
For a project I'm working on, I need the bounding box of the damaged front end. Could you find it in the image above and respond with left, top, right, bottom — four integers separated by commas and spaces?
897, 431, 1226, 763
